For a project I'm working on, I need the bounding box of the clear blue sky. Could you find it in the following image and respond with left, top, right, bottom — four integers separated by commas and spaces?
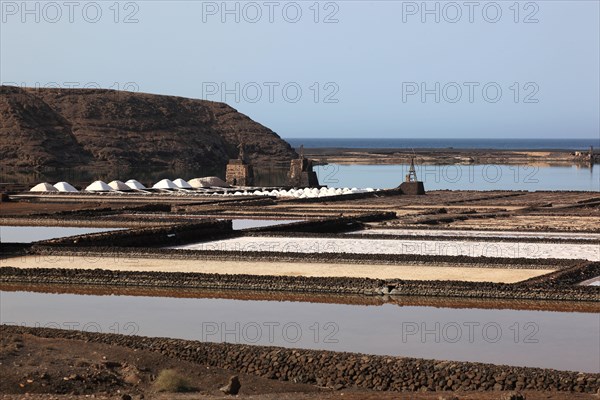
1, 1, 599, 139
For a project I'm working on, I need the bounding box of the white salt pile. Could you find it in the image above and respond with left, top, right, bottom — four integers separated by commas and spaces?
53, 182, 78, 192
85, 180, 113, 192
188, 176, 230, 188
125, 179, 146, 190
152, 179, 178, 190
108, 180, 131, 191
173, 178, 193, 189
31, 179, 374, 198
30, 182, 58, 192
187, 178, 206, 188
228, 187, 375, 198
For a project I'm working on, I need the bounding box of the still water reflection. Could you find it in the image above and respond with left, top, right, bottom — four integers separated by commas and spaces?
0, 226, 123, 243
314, 164, 600, 191
1, 290, 598, 373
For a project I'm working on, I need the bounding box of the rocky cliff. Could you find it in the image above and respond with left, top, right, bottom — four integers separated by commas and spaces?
0, 86, 296, 169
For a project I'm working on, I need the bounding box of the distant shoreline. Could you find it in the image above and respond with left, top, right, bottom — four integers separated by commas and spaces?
299, 146, 590, 152
300, 147, 597, 166
285, 138, 599, 153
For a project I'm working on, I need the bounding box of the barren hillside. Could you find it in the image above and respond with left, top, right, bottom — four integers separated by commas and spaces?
0, 86, 296, 169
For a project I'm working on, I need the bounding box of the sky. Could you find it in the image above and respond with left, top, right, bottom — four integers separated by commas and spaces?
1, 0, 599, 139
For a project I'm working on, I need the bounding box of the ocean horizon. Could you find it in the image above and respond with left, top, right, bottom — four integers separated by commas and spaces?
286, 138, 600, 151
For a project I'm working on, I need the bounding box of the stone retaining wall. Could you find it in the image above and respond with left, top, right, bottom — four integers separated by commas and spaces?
0, 217, 177, 228
518, 262, 600, 287
0, 243, 31, 258
2, 325, 598, 393
173, 197, 276, 212
38, 220, 233, 247
277, 189, 404, 204
49, 203, 172, 215
2, 264, 598, 302
247, 212, 396, 233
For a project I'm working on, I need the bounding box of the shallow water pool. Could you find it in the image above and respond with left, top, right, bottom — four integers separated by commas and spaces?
1, 290, 598, 373
0, 226, 124, 243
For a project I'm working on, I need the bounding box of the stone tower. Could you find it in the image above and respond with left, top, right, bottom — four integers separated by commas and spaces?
287, 145, 320, 187
226, 142, 254, 186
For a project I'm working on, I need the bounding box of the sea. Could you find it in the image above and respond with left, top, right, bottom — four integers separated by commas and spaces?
286, 138, 599, 150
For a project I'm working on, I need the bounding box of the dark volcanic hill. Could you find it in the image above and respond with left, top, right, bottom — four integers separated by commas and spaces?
0, 86, 297, 169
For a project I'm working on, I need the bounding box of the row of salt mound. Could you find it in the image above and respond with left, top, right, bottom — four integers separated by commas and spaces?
30, 182, 78, 192
154, 177, 230, 189
31, 176, 238, 193
88, 180, 147, 191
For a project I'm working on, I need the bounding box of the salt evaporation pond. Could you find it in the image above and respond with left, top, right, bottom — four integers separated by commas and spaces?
349, 229, 600, 241
230, 219, 302, 230
1, 290, 598, 372
172, 237, 600, 261
580, 276, 600, 286
0, 226, 124, 243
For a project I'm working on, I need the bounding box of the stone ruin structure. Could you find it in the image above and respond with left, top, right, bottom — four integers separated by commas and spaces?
288, 145, 320, 187
574, 146, 599, 165
398, 157, 425, 195
225, 143, 254, 186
